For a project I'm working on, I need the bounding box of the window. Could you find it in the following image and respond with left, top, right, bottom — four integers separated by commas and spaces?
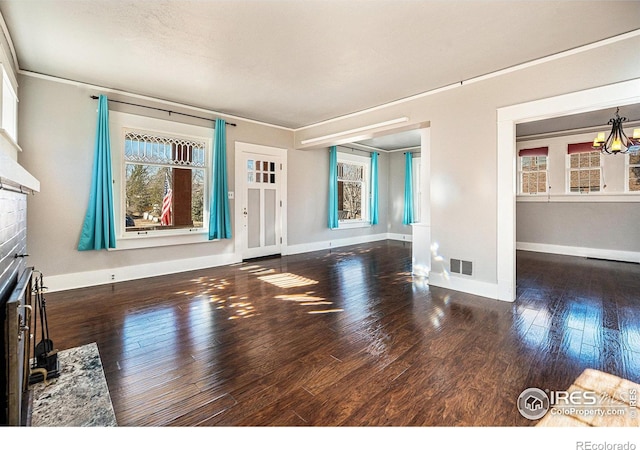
628, 152, 640, 192
518, 147, 548, 194
1, 67, 17, 142
123, 130, 207, 233
568, 144, 601, 193
337, 152, 369, 224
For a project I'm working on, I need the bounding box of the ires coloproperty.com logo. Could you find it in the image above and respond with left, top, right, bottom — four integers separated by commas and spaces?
517, 387, 638, 421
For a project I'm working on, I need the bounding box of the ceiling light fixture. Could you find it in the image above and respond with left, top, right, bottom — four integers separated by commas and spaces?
592, 107, 640, 155
300, 117, 409, 145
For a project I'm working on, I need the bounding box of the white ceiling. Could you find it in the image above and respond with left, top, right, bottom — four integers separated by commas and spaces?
0, 1, 639, 130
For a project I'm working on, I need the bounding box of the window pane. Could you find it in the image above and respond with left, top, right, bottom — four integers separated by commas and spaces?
570, 154, 579, 169
338, 162, 364, 182
589, 169, 600, 191
629, 167, 640, 191
521, 157, 532, 171
125, 164, 204, 231
589, 152, 601, 168
579, 153, 590, 168
125, 132, 205, 167
570, 170, 579, 191
521, 173, 530, 193
537, 156, 547, 171
629, 154, 640, 165
579, 170, 589, 191
538, 171, 547, 193
340, 181, 362, 220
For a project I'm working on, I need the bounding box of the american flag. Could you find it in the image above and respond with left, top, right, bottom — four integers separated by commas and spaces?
160, 171, 172, 226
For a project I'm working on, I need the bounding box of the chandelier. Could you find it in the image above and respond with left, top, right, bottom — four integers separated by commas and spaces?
592, 107, 640, 155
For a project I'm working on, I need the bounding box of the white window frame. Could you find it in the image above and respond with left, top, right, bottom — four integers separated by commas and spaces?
109, 111, 213, 250
518, 155, 548, 195
337, 151, 370, 229
566, 150, 602, 194
625, 151, 640, 193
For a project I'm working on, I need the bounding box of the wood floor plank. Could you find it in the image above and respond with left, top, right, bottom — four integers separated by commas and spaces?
40, 242, 640, 426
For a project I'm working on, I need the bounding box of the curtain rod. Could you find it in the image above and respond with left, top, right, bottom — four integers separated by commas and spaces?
89, 96, 237, 127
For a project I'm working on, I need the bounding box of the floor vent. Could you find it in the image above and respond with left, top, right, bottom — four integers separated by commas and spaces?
450, 258, 473, 276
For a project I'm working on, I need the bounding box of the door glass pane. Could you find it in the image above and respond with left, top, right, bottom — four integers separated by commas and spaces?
270, 173, 275, 184
265, 189, 276, 247
270, 162, 275, 172
248, 188, 261, 249
263, 161, 268, 171
247, 160, 254, 170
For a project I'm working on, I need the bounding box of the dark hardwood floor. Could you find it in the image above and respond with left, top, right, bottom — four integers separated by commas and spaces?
41, 241, 640, 426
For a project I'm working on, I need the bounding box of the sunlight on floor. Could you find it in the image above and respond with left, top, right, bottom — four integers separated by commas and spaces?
274, 292, 343, 314
259, 273, 319, 288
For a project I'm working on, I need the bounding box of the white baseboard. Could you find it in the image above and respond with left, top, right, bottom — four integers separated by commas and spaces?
45, 252, 240, 292
284, 232, 397, 256
428, 271, 501, 301
47, 233, 413, 293
387, 233, 413, 243
517, 241, 640, 264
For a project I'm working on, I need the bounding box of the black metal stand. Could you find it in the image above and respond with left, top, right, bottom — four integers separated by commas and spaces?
28, 271, 59, 385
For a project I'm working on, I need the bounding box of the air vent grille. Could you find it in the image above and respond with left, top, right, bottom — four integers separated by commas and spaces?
450, 258, 473, 276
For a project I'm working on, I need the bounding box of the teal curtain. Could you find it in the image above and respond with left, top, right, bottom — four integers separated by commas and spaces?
403, 152, 414, 225
328, 146, 338, 229
209, 118, 232, 239
370, 152, 379, 225
78, 95, 116, 251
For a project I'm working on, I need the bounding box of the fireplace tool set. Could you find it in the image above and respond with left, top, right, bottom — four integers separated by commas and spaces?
28, 271, 59, 384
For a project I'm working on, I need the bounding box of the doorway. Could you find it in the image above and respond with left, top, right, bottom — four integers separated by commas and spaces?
497, 78, 640, 301
235, 142, 287, 260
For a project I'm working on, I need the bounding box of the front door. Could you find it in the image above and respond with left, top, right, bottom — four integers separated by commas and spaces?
235, 143, 286, 260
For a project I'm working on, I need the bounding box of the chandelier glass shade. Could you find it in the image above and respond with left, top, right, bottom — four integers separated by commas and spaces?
592, 107, 640, 155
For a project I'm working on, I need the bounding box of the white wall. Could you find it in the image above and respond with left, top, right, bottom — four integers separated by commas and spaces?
295, 33, 640, 300
18, 74, 292, 291
286, 145, 390, 253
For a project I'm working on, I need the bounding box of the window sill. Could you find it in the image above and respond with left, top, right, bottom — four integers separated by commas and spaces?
517, 193, 640, 203
337, 220, 371, 229
110, 229, 213, 251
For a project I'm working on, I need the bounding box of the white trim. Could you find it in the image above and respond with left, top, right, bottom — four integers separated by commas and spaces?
300, 117, 409, 145
283, 233, 389, 256
0, 11, 19, 75
388, 232, 413, 242
428, 271, 500, 301
516, 193, 640, 203
497, 78, 640, 302
45, 252, 239, 293
110, 111, 213, 246
0, 146, 39, 192
517, 241, 640, 264
296, 30, 640, 131
19, 70, 294, 131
